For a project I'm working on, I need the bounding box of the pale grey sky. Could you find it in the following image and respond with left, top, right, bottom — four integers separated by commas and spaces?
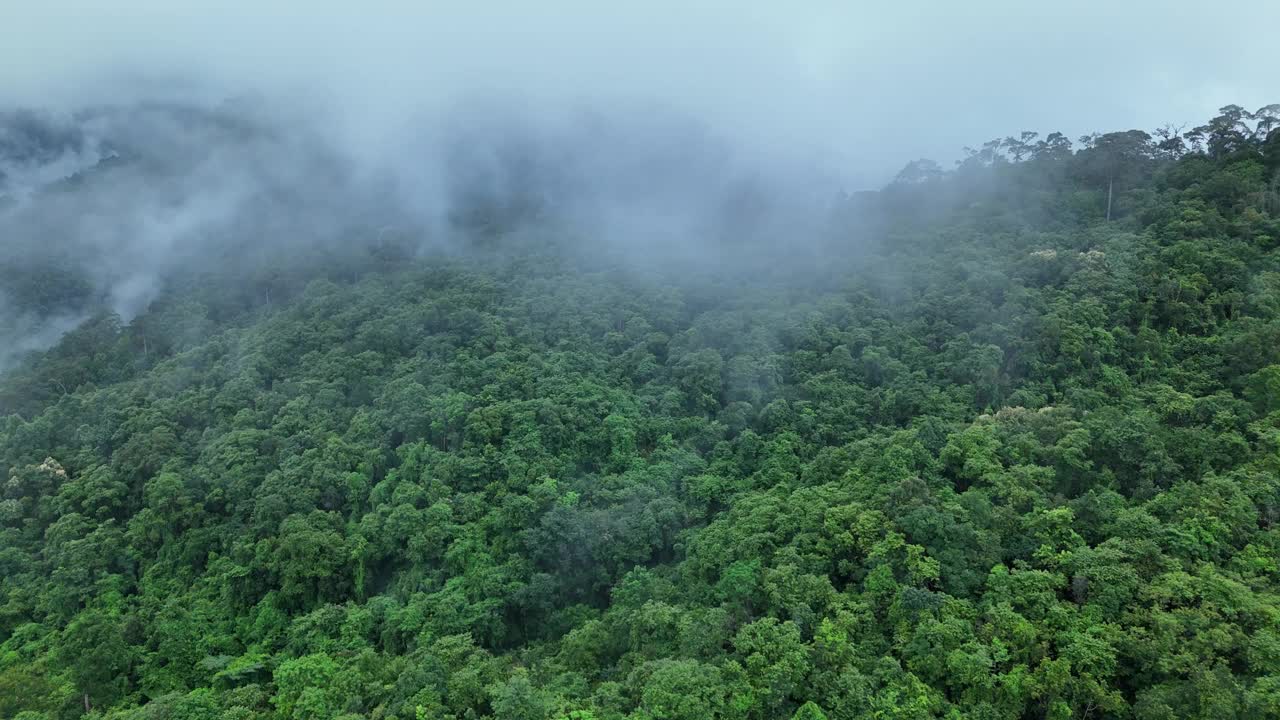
2, 1, 1276, 186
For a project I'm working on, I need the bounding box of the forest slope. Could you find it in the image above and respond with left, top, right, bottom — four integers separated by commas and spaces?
2, 105, 1280, 719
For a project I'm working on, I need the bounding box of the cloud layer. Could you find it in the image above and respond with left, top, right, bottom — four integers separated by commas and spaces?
1, 1, 1276, 369
5, 1, 1277, 184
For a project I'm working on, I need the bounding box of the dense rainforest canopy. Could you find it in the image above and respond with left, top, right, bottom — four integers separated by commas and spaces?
2, 104, 1280, 719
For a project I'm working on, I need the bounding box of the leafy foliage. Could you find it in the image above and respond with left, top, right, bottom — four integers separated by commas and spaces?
3, 105, 1280, 719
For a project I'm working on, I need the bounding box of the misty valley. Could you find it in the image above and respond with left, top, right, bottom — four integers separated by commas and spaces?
2, 97, 1280, 720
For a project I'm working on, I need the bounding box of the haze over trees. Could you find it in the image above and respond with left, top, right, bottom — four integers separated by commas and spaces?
2, 100, 1280, 720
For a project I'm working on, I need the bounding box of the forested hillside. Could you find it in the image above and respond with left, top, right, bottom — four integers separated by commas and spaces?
3, 104, 1280, 719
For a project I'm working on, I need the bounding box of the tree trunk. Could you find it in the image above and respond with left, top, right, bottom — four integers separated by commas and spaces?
1106, 174, 1114, 221
84, 692, 92, 713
